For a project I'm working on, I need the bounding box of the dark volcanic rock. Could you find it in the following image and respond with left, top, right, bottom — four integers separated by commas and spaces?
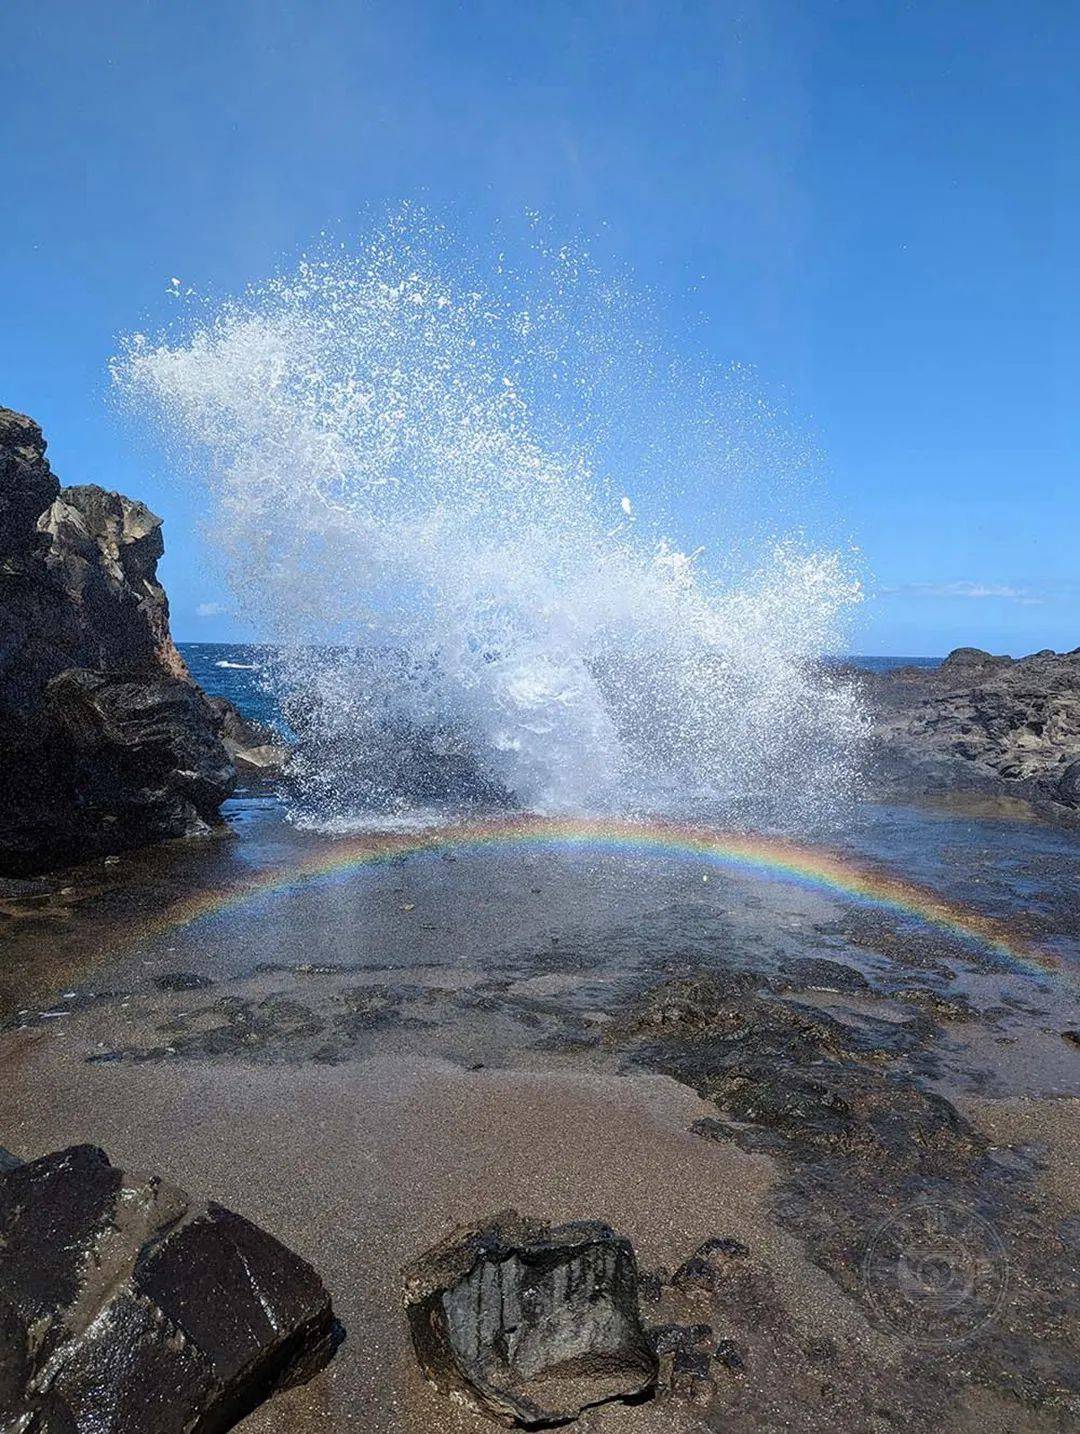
0, 405, 235, 872
776, 957, 870, 995
1058, 758, 1080, 806
206, 694, 290, 776
0, 409, 58, 558
403, 1209, 658, 1427
669, 1345, 714, 1405
647, 1322, 713, 1355
616, 975, 1080, 1421
155, 971, 216, 992
0, 669, 234, 873
0, 1144, 336, 1432
862, 646, 1080, 812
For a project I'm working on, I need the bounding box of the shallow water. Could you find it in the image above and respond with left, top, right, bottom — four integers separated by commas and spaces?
3, 790, 1077, 1086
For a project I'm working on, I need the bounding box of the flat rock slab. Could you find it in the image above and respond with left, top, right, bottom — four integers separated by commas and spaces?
403, 1208, 658, 1427
0, 1144, 337, 1432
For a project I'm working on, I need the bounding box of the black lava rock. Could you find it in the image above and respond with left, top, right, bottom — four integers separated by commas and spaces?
402, 1208, 657, 1426
0, 1144, 337, 1431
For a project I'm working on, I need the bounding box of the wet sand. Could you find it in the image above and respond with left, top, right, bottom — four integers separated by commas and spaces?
0, 1046, 862, 1431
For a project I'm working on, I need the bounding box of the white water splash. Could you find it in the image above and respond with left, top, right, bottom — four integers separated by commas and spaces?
115, 217, 866, 828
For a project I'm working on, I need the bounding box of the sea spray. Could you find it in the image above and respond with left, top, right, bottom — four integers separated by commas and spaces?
114, 217, 866, 827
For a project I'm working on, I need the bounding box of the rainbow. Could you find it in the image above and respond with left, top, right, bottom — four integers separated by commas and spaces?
134, 815, 1063, 984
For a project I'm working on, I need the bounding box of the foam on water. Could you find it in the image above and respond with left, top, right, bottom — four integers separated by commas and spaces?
115, 217, 866, 828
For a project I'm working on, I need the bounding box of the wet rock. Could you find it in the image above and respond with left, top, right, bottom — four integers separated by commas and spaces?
154, 971, 216, 992
619, 972, 1080, 1421
689, 1116, 738, 1144
672, 1237, 751, 1297
402, 1208, 657, 1427
613, 973, 765, 1039
0, 1146, 22, 1173
0, 670, 234, 875
713, 1337, 746, 1372
207, 694, 290, 777
669, 1346, 714, 1404
283, 686, 513, 815
647, 1323, 712, 1354
710, 1065, 852, 1136
622, 979, 972, 1166
0, 1144, 337, 1431
778, 957, 870, 995
901, 989, 976, 1024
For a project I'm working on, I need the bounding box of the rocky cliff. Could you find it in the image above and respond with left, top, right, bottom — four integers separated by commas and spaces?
0, 406, 235, 873
863, 645, 1080, 812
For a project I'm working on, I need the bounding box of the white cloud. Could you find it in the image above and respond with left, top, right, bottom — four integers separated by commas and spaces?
195, 601, 227, 618
881, 581, 1043, 605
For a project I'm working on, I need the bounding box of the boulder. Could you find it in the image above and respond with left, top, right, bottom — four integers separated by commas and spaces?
939, 646, 1011, 671
0, 1144, 337, 1432
0, 405, 235, 871
403, 1209, 658, 1427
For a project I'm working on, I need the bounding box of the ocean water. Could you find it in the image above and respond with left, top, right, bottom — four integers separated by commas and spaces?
180, 644, 940, 736
182, 643, 280, 729
118, 218, 867, 831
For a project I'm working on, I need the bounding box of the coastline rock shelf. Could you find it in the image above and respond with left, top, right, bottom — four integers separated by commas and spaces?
0, 405, 264, 874
860, 645, 1080, 814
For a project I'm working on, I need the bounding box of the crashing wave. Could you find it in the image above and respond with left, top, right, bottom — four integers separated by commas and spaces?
115, 217, 866, 829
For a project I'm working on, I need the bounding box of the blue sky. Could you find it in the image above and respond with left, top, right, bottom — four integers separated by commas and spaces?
2, 0, 1075, 655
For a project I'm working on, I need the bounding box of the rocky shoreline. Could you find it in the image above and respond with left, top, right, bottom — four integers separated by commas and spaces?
2, 406, 1079, 1431
4, 403, 1080, 883
857, 645, 1080, 816
0, 407, 276, 876
1, 852, 1077, 1430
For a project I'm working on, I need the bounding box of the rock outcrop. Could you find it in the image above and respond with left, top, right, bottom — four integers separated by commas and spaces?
0, 1143, 337, 1432
862, 646, 1080, 812
403, 1209, 658, 1426
0, 406, 235, 872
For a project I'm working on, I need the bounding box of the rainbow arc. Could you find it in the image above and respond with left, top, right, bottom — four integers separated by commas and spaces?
134, 815, 1062, 984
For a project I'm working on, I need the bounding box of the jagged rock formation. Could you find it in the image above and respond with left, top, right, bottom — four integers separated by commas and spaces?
0, 406, 235, 872
403, 1209, 657, 1426
0, 1144, 337, 1432
862, 646, 1080, 812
